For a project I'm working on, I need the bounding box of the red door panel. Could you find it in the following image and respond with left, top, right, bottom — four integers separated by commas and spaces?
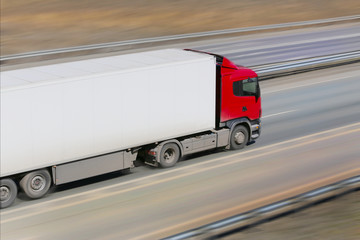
220, 72, 260, 122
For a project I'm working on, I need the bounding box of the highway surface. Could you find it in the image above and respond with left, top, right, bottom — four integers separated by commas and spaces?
1, 62, 359, 240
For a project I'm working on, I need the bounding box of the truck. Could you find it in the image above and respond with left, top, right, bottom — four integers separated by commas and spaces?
0, 49, 261, 208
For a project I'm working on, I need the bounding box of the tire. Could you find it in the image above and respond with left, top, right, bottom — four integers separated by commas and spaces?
20, 169, 51, 199
230, 125, 249, 150
159, 143, 180, 168
0, 178, 18, 209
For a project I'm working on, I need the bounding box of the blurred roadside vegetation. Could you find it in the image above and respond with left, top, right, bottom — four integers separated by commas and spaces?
1, 0, 359, 55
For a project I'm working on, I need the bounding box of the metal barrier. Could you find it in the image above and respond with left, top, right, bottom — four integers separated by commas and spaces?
1, 15, 359, 65
162, 175, 360, 240
254, 51, 360, 79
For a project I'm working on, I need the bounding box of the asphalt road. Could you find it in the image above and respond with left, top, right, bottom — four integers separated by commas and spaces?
1, 63, 359, 240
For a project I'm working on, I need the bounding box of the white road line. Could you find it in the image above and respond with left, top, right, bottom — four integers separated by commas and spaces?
1, 122, 359, 221
262, 110, 297, 118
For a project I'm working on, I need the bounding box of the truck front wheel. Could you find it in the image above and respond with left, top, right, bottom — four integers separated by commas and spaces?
0, 178, 18, 209
20, 169, 51, 199
159, 143, 180, 168
230, 125, 249, 150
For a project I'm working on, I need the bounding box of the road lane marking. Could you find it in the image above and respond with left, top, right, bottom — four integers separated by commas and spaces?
132, 168, 360, 240
1, 122, 359, 224
262, 71, 360, 94
262, 110, 297, 118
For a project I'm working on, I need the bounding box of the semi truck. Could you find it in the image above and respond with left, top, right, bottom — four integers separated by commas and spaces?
0, 49, 261, 208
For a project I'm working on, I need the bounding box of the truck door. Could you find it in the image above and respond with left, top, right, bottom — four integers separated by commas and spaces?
228, 77, 260, 120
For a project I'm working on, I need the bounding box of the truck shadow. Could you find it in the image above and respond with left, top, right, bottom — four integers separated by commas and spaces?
18, 141, 257, 200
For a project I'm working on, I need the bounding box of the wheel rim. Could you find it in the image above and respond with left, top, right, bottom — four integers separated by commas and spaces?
234, 131, 245, 145
0, 186, 10, 202
163, 148, 176, 163
31, 175, 46, 192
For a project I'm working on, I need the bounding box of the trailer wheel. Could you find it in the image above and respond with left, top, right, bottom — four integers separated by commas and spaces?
0, 178, 18, 209
159, 143, 180, 168
20, 169, 51, 199
230, 125, 249, 150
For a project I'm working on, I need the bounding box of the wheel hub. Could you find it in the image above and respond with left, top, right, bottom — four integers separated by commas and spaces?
0, 186, 10, 201
234, 131, 245, 144
163, 149, 175, 163
31, 176, 46, 191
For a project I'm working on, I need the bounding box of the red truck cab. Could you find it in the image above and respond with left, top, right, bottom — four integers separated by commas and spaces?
186, 49, 261, 143
220, 57, 261, 122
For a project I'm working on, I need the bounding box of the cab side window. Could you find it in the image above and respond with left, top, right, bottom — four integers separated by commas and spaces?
233, 80, 242, 96
233, 78, 258, 97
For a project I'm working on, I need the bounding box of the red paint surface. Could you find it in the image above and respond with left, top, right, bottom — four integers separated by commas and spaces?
220, 57, 261, 122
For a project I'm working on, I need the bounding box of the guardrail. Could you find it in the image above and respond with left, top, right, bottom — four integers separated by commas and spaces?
162, 175, 360, 240
2, 50, 359, 80
1, 15, 359, 65
254, 50, 360, 79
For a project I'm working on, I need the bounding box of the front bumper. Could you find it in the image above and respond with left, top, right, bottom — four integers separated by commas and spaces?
250, 119, 261, 140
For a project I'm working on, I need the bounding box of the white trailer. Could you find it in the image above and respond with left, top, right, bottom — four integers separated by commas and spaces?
0, 49, 218, 207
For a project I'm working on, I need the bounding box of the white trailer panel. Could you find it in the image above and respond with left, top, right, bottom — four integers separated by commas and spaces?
1, 49, 216, 177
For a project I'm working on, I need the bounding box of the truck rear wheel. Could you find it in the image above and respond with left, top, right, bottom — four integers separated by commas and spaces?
0, 178, 18, 209
230, 125, 249, 150
20, 169, 51, 199
159, 143, 180, 168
